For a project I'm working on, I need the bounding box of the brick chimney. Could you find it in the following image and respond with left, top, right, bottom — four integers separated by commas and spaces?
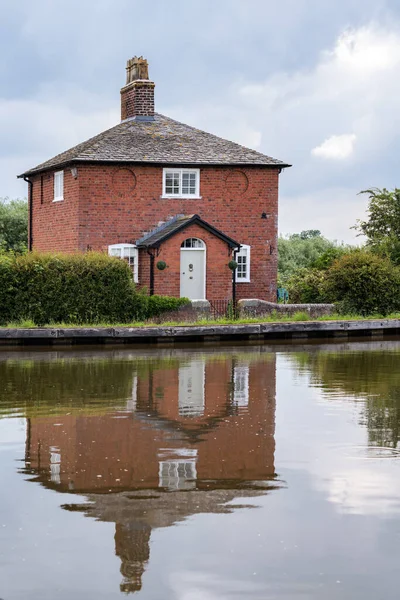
120, 56, 155, 121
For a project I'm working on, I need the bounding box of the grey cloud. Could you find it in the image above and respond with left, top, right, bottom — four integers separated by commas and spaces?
1, 0, 400, 238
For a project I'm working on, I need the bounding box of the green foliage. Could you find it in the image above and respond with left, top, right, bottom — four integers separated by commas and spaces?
324, 250, 400, 315
310, 246, 349, 270
291, 311, 311, 321
354, 188, 400, 264
156, 260, 167, 270
291, 230, 322, 240
0, 252, 186, 326
285, 268, 328, 304
228, 259, 238, 270
0, 197, 28, 253
278, 231, 348, 283
146, 295, 190, 318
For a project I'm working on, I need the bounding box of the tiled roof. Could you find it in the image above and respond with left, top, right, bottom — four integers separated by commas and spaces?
136, 214, 240, 248
19, 113, 291, 177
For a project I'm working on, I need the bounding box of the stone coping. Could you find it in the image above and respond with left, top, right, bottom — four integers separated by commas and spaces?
0, 319, 399, 346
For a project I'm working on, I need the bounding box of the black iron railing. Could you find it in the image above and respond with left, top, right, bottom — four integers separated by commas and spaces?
209, 299, 238, 320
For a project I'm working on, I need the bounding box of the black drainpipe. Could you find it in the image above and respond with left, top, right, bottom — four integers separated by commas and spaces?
232, 245, 240, 307
23, 176, 33, 251
147, 249, 155, 296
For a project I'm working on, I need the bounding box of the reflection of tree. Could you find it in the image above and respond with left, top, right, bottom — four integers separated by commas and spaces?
290, 349, 400, 448
0, 358, 135, 416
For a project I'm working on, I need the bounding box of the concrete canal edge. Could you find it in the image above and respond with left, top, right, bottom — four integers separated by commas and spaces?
0, 319, 399, 346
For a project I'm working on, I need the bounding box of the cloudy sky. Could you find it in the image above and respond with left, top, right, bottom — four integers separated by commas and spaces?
1, 0, 400, 242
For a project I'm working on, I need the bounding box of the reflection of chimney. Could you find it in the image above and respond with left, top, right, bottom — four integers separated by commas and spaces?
115, 522, 151, 593
120, 56, 155, 122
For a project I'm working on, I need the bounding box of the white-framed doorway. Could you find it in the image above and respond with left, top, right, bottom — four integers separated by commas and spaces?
180, 238, 206, 299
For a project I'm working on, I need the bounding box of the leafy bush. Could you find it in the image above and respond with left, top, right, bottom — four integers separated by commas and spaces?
147, 295, 190, 318
285, 268, 328, 304
0, 253, 16, 324
0, 252, 188, 326
324, 250, 400, 315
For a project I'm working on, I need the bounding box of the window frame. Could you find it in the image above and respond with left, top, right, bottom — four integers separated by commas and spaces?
236, 244, 251, 283
53, 170, 64, 202
108, 243, 139, 283
180, 237, 206, 249
162, 168, 200, 199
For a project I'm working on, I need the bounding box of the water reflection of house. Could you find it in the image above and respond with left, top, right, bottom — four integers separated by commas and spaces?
25, 351, 277, 593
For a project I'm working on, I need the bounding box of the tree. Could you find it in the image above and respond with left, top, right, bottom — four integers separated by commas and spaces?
354, 188, 400, 264
0, 197, 28, 253
293, 230, 322, 240
278, 231, 340, 282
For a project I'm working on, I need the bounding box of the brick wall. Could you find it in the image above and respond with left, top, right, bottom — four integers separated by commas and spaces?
31, 163, 280, 301
145, 222, 233, 300
120, 81, 155, 120
31, 169, 80, 252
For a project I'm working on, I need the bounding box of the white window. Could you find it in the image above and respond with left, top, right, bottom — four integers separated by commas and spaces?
108, 243, 139, 283
236, 244, 251, 282
162, 168, 200, 198
53, 170, 64, 201
181, 238, 205, 249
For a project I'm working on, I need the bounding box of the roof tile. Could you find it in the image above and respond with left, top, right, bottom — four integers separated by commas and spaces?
19, 114, 290, 176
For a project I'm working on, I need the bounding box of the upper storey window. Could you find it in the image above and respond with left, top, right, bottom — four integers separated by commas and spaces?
53, 170, 64, 202
163, 168, 200, 198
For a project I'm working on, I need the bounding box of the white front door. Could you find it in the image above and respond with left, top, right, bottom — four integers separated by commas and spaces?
178, 359, 206, 417
180, 249, 205, 299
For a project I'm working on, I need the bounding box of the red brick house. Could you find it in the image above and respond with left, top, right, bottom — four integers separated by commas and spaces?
19, 57, 290, 301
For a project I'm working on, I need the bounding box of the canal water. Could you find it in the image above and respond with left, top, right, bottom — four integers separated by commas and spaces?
1, 341, 400, 599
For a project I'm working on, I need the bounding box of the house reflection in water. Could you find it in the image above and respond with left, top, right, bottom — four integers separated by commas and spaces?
25, 349, 278, 594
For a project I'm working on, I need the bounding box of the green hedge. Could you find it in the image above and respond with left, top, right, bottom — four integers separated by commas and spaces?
0, 252, 189, 326
146, 295, 190, 318
324, 251, 400, 315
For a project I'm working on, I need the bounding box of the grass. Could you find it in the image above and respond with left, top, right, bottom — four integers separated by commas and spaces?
2, 312, 400, 329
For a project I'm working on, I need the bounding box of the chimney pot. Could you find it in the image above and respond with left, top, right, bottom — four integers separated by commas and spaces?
121, 56, 155, 121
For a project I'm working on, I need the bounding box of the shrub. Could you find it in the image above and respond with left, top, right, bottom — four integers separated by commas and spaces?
324, 250, 400, 315
285, 268, 328, 304
0, 253, 17, 324
147, 295, 190, 318
0, 252, 189, 326
7, 252, 142, 325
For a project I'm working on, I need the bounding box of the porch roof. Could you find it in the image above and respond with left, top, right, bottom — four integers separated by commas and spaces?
136, 214, 240, 249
